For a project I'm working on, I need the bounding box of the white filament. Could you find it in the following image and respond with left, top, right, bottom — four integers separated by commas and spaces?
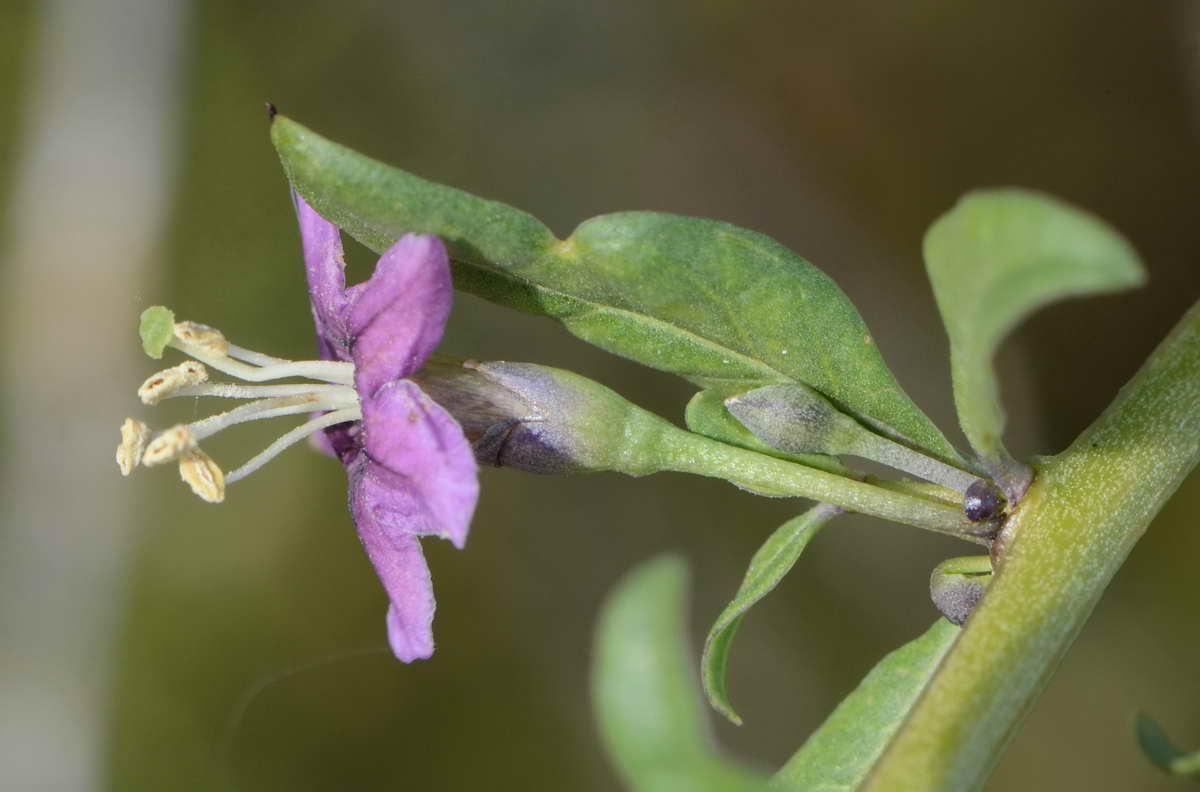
225, 407, 362, 484
187, 394, 359, 442
172, 382, 353, 400
169, 338, 354, 385
127, 325, 364, 494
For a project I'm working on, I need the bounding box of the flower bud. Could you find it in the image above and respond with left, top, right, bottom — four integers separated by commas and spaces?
726, 383, 979, 494
963, 478, 1006, 523
413, 359, 674, 476
724, 383, 864, 457
685, 388, 849, 475
929, 555, 993, 626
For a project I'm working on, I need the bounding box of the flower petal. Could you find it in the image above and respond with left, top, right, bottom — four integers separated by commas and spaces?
311, 417, 361, 464
360, 379, 478, 549
293, 191, 351, 358
349, 455, 436, 662
347, 234, 452, 397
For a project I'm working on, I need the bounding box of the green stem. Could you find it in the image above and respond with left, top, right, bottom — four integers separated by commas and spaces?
862, 299, 1200, 792
850, 433, 979, 493
647, 424, 985, 544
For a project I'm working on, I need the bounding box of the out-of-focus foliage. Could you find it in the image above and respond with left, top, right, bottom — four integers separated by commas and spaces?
593, 556, 764, 791
1136, 714, 1200, 779
772, 619, 959, 791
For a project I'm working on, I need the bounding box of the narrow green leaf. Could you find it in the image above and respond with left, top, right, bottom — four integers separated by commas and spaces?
685, 388, 848, 476
272, 115, 962, 467
139, 306, 175, 359
702, 504, 840, 725
593, 556, 765, 792
924, 189, 1145, 491
1136, 713, 1200, 779
772, 619, 959, 791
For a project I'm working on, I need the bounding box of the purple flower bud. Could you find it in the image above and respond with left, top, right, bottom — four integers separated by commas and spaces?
929, 555, 993, 626
455, 361, 674, 477
963, 478, 1006, 523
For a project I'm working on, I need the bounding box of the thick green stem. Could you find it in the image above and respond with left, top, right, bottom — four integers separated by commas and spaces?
648, 424, 984, 543
863, 299, 1200, 792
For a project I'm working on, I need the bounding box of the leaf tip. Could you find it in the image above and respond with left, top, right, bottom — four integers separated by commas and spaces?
265, 101, 278, 121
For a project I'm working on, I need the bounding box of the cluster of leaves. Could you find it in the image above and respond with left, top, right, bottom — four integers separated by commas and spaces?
272, 116, 1161, 790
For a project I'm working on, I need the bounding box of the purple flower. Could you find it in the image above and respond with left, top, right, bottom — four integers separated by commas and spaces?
121, 193, 626, 664
295, 193, 479, 662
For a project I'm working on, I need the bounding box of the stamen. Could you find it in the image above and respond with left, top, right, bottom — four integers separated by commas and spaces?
187, 394, 360, 442
169, 337, 355, 386
116, 418, 150, 475
170, 382, 353, 401
174, 321, 229, 356
138, 361, 208, 405
179, 448, 225, 502
225, 343, 288, 367
143, 424, 196, 466
122, 307, 366, 493
225, 407, 362, 485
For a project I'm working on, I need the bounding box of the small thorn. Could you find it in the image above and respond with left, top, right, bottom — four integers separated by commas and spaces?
265, 102, 278, 121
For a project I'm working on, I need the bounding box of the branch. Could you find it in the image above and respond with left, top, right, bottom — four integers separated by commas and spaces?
863, 298, 1200, 791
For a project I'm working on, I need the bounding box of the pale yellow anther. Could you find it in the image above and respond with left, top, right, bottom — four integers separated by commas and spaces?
174, 320, 229, 357
179, 448, 225, 503
115, 418, 150, 476
138, 361, 209, 405
142, 424, 197, 466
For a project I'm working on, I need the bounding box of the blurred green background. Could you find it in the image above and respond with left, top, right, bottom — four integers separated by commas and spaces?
2, 1, 1198, 790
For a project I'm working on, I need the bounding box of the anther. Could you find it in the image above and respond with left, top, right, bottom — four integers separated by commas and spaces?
174, 321, 229, 356
179, 448, 225, 502
116, 418, 150, 475
143, 424, 197, 466
138, 361, 208, 405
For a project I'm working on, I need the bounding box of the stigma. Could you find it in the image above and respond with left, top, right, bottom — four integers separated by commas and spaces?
116, 309, 361, 502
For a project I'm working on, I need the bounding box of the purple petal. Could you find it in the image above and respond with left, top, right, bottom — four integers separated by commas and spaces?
308, 427, 338, 458
347, 234, 452, 397
349, 455, 436, 662
293, 191, 351, 358
360, 380, 478, 549
310, 417, 361, 464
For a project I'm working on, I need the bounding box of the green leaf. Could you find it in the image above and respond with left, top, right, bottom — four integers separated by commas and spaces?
772, 619, 959, 791
685, 388, 848, 476
272, 115, 963, 467
924, 189, 1145, 490
1136, 713, 1200, 779
139, 306, 175, 359
592, 556, 765, 792
702, 504, 839, 725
